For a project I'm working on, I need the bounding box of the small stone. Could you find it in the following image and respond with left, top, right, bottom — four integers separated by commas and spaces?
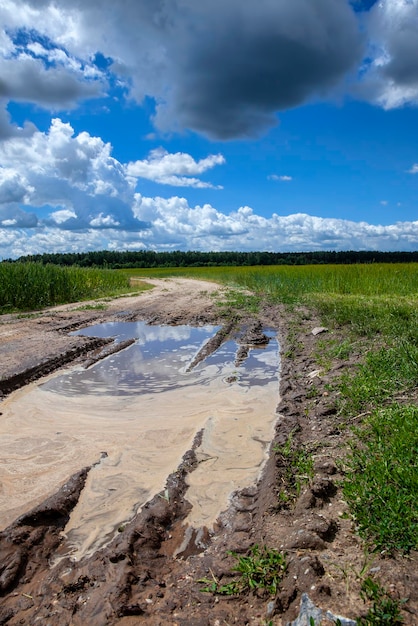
311, 327, 328, 336
266, 600, 276, 618
286, 593, 322, 626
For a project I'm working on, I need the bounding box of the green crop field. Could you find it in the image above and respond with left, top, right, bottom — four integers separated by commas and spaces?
0, 262, 134, 312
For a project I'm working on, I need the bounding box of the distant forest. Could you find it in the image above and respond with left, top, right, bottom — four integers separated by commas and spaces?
8, 249, 418, 268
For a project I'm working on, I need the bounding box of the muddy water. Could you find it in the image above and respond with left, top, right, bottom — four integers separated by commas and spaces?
0, 322, 279, 560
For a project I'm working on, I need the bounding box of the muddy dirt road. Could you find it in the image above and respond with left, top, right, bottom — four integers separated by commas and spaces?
0, 278, 416, 625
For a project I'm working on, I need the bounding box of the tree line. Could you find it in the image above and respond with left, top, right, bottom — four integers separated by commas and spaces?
5, 249, 418, 268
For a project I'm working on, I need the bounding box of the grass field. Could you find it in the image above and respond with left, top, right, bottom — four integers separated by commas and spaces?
0, 262, 135, 312
125, 263, 418, 556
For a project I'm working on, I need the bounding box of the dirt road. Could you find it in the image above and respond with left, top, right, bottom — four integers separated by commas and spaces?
0, 278, 416, 625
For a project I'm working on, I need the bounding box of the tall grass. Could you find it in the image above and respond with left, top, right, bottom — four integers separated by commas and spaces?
124, 263, 418, 301
0, 262, 132, 311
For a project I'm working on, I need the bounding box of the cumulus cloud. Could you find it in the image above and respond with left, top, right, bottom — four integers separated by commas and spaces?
129, 195, 418, 252
0, 99, 37, 141
0, 205, 38, 228
0, 0, 365, 139
0, 117, 226, 235
127, 148, 225, 188
408, 164, 418, 174
0, 118, 147, 230
1, 203, 417, 259
0, 1, 106, 113
358, 0, 418, 108
49, 208, 77, 224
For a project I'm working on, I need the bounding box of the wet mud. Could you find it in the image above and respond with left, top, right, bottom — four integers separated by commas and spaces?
0, 279, 416, 626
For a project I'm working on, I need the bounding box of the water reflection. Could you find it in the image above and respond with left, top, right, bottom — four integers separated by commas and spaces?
42, 323, 278, 397
43, 322, 221, 396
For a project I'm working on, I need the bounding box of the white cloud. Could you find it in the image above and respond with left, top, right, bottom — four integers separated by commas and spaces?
49, 208, 77, 224
0, 117, 227, 234
268, 174, 293, 182
0, 118, 141, 229
127, 148, 225, 188
358, 0, 418, 108
1, 206, 417, 260
89, 213, 120, 228
408, 164, 418, 174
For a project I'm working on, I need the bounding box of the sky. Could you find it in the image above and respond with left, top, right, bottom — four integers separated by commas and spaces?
0, 0, 418, 259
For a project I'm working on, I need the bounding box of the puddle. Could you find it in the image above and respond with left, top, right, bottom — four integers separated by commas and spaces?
0, 321, 279, 560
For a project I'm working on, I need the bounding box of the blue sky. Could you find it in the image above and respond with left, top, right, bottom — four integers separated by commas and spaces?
0, 0, 417, 258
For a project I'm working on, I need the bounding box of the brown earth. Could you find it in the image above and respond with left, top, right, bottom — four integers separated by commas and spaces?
0, 277, 416, 626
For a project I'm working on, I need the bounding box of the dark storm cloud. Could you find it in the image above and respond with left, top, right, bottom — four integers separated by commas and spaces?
153, 0, 364, 138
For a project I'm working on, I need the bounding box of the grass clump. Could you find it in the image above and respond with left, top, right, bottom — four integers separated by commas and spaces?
214, 287, 261, 318
273, 433, 314, 506
342, 404, 418, 553
356, 577, 405, 625
199, 545, 287, 596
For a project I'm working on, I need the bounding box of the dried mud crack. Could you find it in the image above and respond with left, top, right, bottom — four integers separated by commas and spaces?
0, 278, 416, 626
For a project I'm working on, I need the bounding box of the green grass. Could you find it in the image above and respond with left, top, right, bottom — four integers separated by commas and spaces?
338, 345, 418, 418
199, 545, 287, 596
0, 262, 137, 312
342, 405, 418, 553
357, 577, 406, 625
273, 432, 315, 506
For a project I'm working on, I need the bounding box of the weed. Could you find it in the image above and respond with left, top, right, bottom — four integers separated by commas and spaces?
314, 337, 358, 372
338, 345, 418, 418
274, 433, 314, 505
215, 287, 261, 316
199, 545, 287, 597
15, 312, 41, 319
356, 577, 405, 625
306, 385, 320, 399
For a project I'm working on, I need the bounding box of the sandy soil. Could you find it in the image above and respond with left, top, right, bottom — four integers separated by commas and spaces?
0, 277, 416, 626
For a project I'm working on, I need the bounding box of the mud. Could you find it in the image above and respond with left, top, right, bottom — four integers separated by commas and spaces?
0, 278, 416, 625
